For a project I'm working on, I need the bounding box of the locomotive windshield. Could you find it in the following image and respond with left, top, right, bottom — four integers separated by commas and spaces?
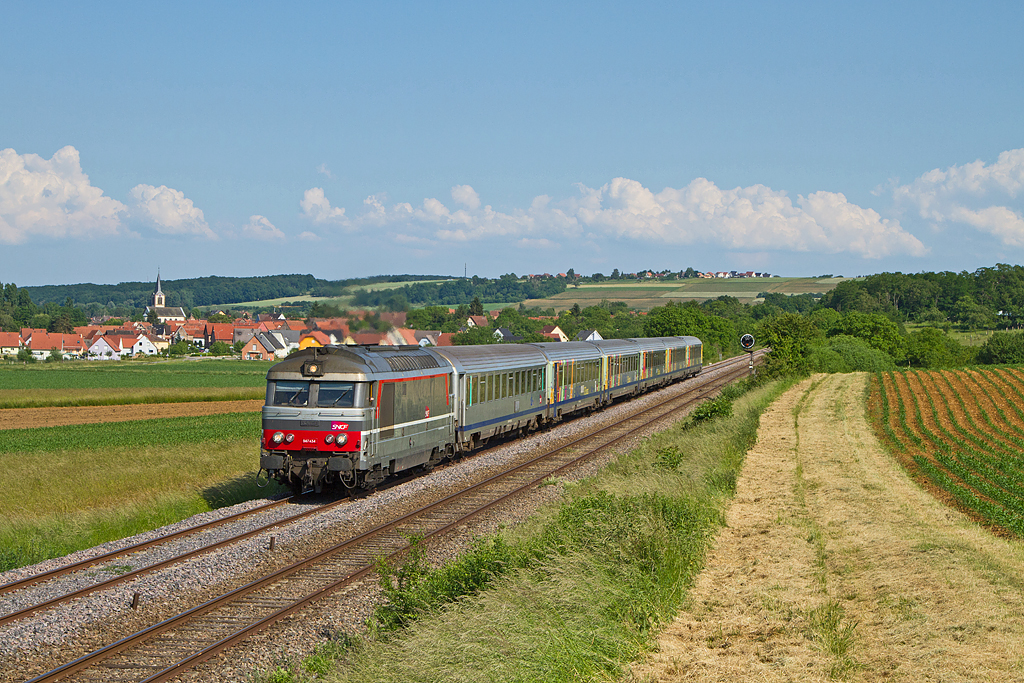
316, 382, 356, 408
272, 381, 310, 406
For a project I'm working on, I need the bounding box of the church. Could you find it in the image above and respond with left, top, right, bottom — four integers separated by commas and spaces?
144, 272, 187, 323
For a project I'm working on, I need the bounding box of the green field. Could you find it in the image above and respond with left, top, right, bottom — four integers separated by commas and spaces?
522, 276, 849, 311
0, 412, 260, 453
0, 358, 274, 391
0, 410, 272, 571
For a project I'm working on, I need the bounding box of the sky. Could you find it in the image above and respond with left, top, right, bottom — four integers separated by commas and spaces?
1, 1, 1023, 287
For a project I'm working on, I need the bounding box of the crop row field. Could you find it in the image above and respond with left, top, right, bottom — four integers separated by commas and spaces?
871, 367, 1024, 538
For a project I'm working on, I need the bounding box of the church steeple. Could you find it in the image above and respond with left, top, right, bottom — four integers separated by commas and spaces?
153, 270, 166, 308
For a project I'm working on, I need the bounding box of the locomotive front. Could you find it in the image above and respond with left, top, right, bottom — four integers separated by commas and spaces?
259, 346, 373, 493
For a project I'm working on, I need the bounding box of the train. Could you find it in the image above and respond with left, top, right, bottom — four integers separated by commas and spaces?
259, 336, 702, 492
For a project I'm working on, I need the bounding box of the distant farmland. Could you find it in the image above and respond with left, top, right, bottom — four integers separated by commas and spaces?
522, 277, 850, 311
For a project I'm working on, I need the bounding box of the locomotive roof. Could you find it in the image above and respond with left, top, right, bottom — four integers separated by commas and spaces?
266, 344, 446, 380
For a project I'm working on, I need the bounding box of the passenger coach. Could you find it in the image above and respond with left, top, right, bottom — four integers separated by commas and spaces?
259, 336, 701, 492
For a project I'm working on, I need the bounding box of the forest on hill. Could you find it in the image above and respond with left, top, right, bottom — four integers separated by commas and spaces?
21, 274, 451, 311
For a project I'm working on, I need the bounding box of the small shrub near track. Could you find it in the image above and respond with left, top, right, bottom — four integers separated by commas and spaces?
871, 367, 1024, 537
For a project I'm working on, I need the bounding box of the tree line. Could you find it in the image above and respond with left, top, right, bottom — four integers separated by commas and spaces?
351, 275, 567, 310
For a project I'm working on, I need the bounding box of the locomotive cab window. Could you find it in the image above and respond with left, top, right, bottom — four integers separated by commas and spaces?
272, 381, 309, 406
316, 382, 356, 408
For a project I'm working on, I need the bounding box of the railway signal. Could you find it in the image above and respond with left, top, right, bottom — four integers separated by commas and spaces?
740, 334, 755, 374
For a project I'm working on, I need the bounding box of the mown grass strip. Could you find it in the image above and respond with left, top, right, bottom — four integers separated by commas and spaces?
0, 386, 264, 409
0, 411, 260, 453
254, 378, 790, 683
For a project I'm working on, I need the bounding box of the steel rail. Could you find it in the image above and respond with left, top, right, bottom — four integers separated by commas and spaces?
0, 496, 351, 628
138, 356, 761, 683
25, 352, 761, 683
0, 496, 297, 600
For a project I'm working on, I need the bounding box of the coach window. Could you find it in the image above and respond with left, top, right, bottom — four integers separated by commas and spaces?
485, 374, 492, 402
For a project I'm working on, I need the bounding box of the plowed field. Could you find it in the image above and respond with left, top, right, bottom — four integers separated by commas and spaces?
871, 367, 1024, 538
0, 400, 263, 430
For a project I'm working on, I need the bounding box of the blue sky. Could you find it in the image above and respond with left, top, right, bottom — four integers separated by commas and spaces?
2, 2, 1022, 287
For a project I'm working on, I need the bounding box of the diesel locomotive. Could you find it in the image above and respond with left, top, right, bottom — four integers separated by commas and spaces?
259, 336, 702, 492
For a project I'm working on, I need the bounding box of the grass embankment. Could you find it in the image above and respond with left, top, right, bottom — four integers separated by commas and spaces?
257, 379, 789, 683
0, 359, 272, 407
0, 412, 283, 572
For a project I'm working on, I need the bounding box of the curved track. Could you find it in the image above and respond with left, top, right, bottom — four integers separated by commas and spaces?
19, 352, 763, 683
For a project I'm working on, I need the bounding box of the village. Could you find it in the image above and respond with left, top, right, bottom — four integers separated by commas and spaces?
0, 275, 586, 362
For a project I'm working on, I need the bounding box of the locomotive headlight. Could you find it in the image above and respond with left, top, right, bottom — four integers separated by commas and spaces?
324, 434, 335, 444
336, 433, 348, 446
284, 433, 295, 443
271, 431, 284, 444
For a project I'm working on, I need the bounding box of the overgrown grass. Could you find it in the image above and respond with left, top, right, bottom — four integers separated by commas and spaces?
0, 359, 273, 391
0, 473, 285, 571
253, 378, 789, 683
0, 419, 275, 571
0, 386, 264, 409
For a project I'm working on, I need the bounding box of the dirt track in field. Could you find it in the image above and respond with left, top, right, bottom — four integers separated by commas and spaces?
0, 400, 263, 430
634, 373, 1024, 682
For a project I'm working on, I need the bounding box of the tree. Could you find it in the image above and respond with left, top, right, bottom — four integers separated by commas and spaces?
208, 341, 233, 356
166, 340, 190, 356
644, 302, 736, 358
683, 267, 698, 278
905, 327, 973, 368
46, 348, 64, 363
755, 312, 822, 378
977, 331, 1024, 365
146, 308, 160, 325
469, 297, 484, 316
829, 311, 908, 362
17, 347, 35, 363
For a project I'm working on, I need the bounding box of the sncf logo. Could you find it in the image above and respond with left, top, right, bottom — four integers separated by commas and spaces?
332, 422, 349, 431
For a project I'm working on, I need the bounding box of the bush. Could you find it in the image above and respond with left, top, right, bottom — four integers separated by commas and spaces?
807, 335, 896, 373
688, 395, 733, 425
977, 331, 1024, 365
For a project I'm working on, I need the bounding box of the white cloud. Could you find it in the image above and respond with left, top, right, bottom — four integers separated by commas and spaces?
0, 146, 127, 244
242, 215, 285, 241
127, 184, 216, 239
451, 184, 481, 210
298, 231, 320, 241
893, 148, 1024, 246
300, 176, 924, 259
300, 187, 348, 225
317, 163, 334, 179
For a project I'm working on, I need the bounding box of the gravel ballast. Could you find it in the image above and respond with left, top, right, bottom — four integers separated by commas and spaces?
0, 360, 745, 682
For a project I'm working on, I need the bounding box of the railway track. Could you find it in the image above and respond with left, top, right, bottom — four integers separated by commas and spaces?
18, 351, 761, 683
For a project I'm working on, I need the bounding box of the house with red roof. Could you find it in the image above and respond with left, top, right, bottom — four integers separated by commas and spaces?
299, 331, 332, 349
466, 315, 489, 328
203, 323, 235, 348
0, 332, 22, 357
241, 333, 277, 361
540, 325, 568, 342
